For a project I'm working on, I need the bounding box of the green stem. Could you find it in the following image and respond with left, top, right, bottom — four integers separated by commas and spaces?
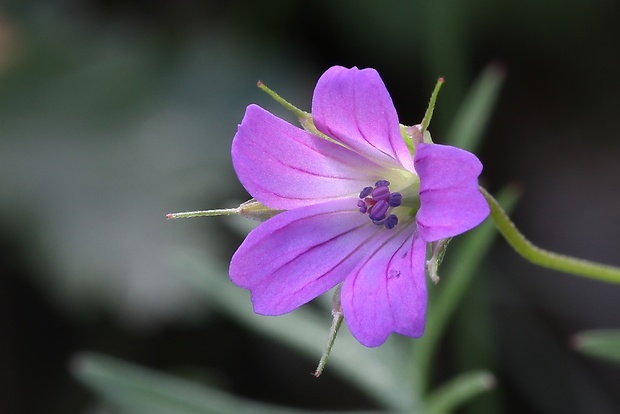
314, 286, 344, 378
481, 186, 620, 284
314, 310, 343, 378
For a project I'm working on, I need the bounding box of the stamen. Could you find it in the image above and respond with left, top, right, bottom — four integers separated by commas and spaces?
357, 200, 367, 214
357, 180, 402, 229
369, 200, 389, 222
389, 192, 402, 207
359, 186, 373, 198
385, 214, 398, 229
371, 185, 390, 201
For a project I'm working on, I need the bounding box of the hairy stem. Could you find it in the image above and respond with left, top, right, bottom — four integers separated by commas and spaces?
481, 186, 620, 284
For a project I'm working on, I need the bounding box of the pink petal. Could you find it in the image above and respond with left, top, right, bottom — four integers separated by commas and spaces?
232, 105, 386, 210
414, 143, 490, 242
312, 66, 414, 172
340, 230, 426, 347
229, 198, 387, 315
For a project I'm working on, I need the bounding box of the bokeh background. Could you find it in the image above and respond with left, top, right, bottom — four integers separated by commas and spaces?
2, 1, 620, 413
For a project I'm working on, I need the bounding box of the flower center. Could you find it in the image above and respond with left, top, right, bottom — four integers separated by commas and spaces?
357, 180, 402, 229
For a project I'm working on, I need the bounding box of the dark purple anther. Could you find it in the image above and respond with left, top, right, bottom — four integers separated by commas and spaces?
357, 180, 401, 229
369, 199, 389, 221
388, 192, 402, 207
359, 186, 373, 198
371, 185, 390, 201
384, 214, 398, 229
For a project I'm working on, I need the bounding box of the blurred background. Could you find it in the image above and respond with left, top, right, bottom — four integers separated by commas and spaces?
1, 0, 620, 413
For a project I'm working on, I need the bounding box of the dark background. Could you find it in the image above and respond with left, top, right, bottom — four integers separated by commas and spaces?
1, 1, 620, 413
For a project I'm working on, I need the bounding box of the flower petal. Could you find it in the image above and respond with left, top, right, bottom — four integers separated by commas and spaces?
229, 198, 386, 315
312, 66, 414, 172
340, 230, 426, 347
232, 104, 386, 210
414, 143, 490, 242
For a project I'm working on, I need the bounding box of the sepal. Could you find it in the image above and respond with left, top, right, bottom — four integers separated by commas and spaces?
165, 199, 283, 221
238, 199, 284, 222
427, 237, 452, 284
403, 124, 434, 148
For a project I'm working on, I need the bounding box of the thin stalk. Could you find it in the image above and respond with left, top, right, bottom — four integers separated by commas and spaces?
481, 186, 620, 284
314, 310, 344, 378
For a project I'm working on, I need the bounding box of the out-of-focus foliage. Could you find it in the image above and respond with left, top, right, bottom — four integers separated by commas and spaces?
573, 330, 620, 365
0, 2, 316, 327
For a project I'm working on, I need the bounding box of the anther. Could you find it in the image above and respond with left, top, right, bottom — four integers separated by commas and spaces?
388, 192, 402, 207
369, 200, 389, 222
359, 187, 373, 198
371, 185, 390, 201
357, 180, 401, 229
385, 214, 398, 229
357, 200, 367, 214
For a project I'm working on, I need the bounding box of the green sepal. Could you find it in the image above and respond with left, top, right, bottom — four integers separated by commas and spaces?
420, 77, 445, 134
427, 238, 452, 284
400, 124, 417, 156
166, 199, 282, 222
257, 81, 342, 146
238, 199, 284, 222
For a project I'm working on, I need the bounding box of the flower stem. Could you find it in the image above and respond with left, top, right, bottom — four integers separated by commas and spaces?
480, 186, 620, 284
314, 309, 343, 377
165, 208, 238, 219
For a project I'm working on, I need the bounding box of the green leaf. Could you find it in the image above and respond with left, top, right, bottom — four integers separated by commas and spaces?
424, 370, 496, 414
72, 352, 294, 414
444, 64, 505, 152
72, 352, 388, 414
451, 272, 502, 414
572, 330, 620, 364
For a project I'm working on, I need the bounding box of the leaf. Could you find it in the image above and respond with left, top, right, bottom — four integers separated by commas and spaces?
73, 352, 289, 414
72, 352, 388, 414
424, 370, 495, 414
572, 330, 620, 364
445, 63, 505, 152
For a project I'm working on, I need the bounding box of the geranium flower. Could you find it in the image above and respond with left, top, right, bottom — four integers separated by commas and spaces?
229, 66, 489, 347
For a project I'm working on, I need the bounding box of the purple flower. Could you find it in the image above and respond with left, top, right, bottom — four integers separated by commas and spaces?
229, 66, 489, 347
